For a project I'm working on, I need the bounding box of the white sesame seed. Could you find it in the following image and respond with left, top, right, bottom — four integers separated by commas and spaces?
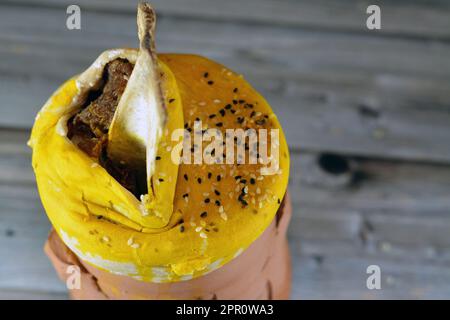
195, 226, 203, 233
220, 212, 228, 221
200, 232, 208, 239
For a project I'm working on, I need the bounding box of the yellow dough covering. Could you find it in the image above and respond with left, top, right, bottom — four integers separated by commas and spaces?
30, 49, 289, 282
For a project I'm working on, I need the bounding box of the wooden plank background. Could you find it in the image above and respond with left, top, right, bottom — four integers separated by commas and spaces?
0, 0, 450, 299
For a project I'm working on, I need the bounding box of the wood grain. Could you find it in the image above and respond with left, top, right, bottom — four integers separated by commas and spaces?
0, 289, 68, 300
6, 0, 450, 39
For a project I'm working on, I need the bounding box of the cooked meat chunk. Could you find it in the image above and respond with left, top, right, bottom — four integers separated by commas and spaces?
68, 59, 145, 197
74, 59, 133, 136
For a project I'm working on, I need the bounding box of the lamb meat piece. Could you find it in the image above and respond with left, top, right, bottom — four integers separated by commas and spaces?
73, 59, 134, 136
68, 59, 145, 197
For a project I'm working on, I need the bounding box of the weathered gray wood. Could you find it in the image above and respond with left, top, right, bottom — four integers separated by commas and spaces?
0, 289, 68, 300
0, 129, 34, 185
291, 153, 450, 212
0, 185, 66, 293
7, 0, 450, 39
1, 5, 450, 163
294, 250, 450, 299
1, 5, 448, 79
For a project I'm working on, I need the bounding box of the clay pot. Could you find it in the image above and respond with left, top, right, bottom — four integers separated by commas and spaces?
45, 194, 292, 300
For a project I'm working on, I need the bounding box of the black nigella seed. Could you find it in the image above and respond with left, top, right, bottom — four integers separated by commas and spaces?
197, 177, 202, 184
233, 100, 238, 105
215, 200, 221, 206
180, 225, 185, 232
239, 99, 245, 104
216, 122, 223, 127
155, 156, 161, 160
204, 72, 209, 78
237, 117, 244, 124
240, 179, 247, 184
235, 175, 242, 180
219, 109, 225, 117
233, 88, 238, 93
158, 178, 164, 182
217, 175, 221, 182
201, 211, 208, 218
250, 178, 256, 185
182, 193, 189, 198
250, 111, 256, 118
208, 172, 212, 179
209, 114, 216, 119
230, 109, 236, 114
184, 174, 188, 181
277, 198, 281, 204
169, 98, 175, 103
225, 104, 232, 110
207, 80, 214, 85
255, 119, 266, 125
204, 198, 210, 203
214, 189, 220, 196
